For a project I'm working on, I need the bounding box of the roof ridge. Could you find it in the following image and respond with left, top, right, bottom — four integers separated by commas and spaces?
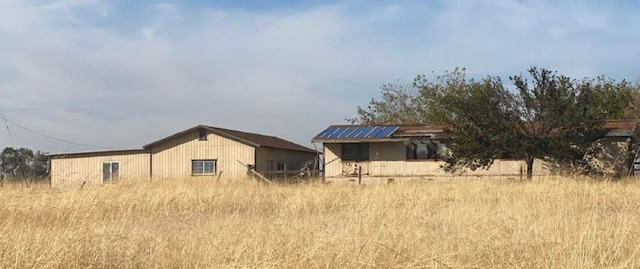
204, 125, 285, 140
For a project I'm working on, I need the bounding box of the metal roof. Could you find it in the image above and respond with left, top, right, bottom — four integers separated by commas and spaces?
312, 120, 638, 143
603, 120, 637, 133
204, 126, 317, 153
392, 124, 452, 139
48, 149, 149, 158
144, 125, 316, 153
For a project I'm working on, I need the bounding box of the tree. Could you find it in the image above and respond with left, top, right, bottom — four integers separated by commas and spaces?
0, 147, 49, 185
352, 67, 636, 179
351, 68, 475, 124
625, 76, 640, 121
421, 73, 521, 172
504, 68, 613, 178
349, 82, 429, 124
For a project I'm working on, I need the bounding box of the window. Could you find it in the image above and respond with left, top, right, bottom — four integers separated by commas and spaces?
199, 129, 207, 141
267, 160, 275, 171
103, 162, 119, 182
192, 159, 216, 175
267, 160, 286, 171
341, 143, 369, 161
406, 141, 445, 160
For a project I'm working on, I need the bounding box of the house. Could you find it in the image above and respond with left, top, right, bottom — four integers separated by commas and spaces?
49, 125, 318, 188
311, 120, 637, 181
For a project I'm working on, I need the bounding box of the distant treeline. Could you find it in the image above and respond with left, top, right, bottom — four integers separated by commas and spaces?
0, 147, 49, 184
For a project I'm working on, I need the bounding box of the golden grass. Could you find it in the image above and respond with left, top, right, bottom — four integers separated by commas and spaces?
2, 177, 640, 268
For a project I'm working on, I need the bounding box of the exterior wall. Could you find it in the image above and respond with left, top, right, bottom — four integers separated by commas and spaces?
324, 143, 342, 177
323, 142, 550, 179
50, 152, 150, 188
150, 129, 255, 180
254, 147, 317, 172
585, 136, 632, 176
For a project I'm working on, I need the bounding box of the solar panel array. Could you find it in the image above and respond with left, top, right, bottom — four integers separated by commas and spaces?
313, 126, 399, 141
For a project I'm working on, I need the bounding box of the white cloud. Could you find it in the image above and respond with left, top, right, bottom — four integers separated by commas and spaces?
0, 0, 639, 153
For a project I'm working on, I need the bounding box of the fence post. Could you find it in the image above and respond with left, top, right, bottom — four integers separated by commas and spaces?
284, 163, 287, 182
358, 166, 362, 184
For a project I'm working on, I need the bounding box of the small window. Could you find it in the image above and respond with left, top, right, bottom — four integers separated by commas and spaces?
267, 160, 286, 171
192, 159, 216, 175
341, 143, 369, 161
406, 141, 444, 160
103, 162, 119, 182
267, 160, 275, 171
199, 129, 207, 141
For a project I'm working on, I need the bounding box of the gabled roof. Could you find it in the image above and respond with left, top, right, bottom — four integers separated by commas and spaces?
144, 125, 316, 153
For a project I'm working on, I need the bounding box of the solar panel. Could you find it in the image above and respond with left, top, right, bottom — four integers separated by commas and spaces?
342, 127, 359, 138
353, 126, 373, 138
313, 125, 399, 141
377, 126, 397, 138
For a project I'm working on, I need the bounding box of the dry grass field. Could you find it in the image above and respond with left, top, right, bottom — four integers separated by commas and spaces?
2, 177, 640, 268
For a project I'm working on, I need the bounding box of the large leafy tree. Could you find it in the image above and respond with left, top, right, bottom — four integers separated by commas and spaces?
352, 67, 637, 179
502, 68, 612, 178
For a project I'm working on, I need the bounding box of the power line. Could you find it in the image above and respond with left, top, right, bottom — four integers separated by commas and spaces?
0, 102, 14, 146
0, 116, 116, 150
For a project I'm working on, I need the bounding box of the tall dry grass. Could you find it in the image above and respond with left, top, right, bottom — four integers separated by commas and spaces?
2, 177, 640, 268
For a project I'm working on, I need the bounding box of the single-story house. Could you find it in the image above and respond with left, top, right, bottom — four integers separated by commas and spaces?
49, 125, 318, 188
312, 120, 638, 181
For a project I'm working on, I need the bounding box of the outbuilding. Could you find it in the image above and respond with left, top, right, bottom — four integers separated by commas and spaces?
50, 125, 318, 188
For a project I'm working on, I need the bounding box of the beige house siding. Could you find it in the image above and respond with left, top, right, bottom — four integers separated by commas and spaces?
324, 143, 342, 177
50, 151, 150, 188
50, 126, 317, 187
323, 142, 550, 179
255, 147, 317, 172
149, 129, 255, 180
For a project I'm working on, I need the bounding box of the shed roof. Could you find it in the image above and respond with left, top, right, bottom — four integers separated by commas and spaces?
312, 125, 399, 142
311, 124, 449, 143
602, 120, 638, 137
392, 124, 452, 138
48, 149, 149, 158
312, 120, 638, 143
144, 125, 316, 153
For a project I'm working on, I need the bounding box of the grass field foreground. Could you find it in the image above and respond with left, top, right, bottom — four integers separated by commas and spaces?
2, 178, 640, 268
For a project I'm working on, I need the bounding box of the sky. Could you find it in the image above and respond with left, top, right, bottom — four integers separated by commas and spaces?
0, 0, 639, 153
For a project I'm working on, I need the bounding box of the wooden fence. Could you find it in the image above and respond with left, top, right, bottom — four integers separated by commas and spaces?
261, 170, 323, 181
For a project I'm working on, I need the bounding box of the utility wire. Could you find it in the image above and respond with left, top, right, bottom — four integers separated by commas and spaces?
0, 102, 14, 146
0, 116, 116, 150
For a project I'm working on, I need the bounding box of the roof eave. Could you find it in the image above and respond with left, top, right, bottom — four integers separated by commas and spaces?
48, 148, 149, 158
261, 145, 318, 154
605, 131, 636, 137
311, 138, 408, 143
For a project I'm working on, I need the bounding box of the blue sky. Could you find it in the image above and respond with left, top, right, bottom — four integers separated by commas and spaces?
0, 0, 639, 153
